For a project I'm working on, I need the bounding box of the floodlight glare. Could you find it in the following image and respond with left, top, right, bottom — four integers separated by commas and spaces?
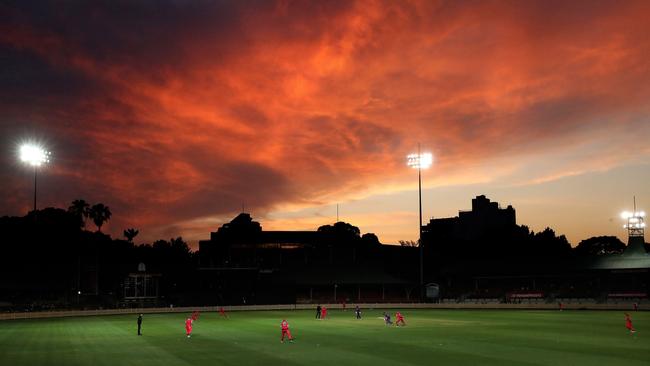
19, 142, 52, 212
622, 202, 646, 238
20, 144, 50, 167
407, 152, 433, 169
621, 211, 635, 219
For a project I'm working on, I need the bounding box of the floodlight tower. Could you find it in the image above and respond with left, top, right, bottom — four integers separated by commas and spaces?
620, 197, 646, 255
621, 200, 645, 239
19, 143, 51, 212
407, 145, 433, 301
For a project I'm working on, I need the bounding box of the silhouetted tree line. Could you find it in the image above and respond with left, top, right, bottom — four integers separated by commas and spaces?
0, 201, 645, 309
0, 201, 195, 310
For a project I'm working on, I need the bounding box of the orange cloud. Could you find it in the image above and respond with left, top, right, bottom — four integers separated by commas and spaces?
1, 0, 649, 245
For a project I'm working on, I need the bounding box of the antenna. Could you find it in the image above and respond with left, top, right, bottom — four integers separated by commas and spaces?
336, 204, 339, 222
242, 202, 245, 213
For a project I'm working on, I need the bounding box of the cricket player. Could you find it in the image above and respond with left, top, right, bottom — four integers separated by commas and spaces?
281, 319, 293, 343
219, 307, 228, 318
185, 317, 193, 338
137, 314, 143, 336
395, 311, 406, 326
625, 313, 636, 333
316, 305, 321, 319
383, 312, 393, 325
321, 306, 327, 319
355, 305, 361, 320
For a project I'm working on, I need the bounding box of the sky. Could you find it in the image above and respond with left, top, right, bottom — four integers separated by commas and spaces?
1, 0, 649, 248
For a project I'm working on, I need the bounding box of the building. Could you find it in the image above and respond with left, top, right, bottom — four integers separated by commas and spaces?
198, 213, 412, 305
422, 195, 516, 243
422, 197, 649, 302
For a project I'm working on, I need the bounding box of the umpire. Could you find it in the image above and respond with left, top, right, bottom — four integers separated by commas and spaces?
316, 305, 321, 319
137, 314, 143, 335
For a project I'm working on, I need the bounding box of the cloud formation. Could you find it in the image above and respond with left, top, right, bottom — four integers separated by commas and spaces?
1, 0, 649, 245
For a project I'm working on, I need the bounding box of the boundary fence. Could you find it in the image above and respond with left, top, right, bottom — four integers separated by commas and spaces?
1, 301, 647, 321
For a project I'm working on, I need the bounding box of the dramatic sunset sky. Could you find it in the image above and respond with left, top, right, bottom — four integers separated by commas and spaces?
1, 0, 649, 248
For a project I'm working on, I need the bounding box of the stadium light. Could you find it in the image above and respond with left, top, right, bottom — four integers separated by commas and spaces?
19, 143, 51, 212
621, 203, 645, 238
406, 146, 433, 302
407, 152, 433, 170
20, 144, 50, 166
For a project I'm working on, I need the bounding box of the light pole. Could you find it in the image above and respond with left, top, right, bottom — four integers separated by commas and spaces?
407, 146, 432, 302
19, 143, 50, 212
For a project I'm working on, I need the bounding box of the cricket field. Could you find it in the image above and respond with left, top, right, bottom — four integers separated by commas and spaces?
0, 309, 647, 365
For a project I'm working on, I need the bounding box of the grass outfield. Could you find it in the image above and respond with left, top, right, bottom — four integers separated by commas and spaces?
0, 309, 647, 366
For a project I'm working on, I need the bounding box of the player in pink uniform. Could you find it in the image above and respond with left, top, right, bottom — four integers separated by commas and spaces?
185, 317, 193, 338
625, 313, 636, 334
321, 306, 327, 319
280, 319, 293, 343
395, 311, 406, 326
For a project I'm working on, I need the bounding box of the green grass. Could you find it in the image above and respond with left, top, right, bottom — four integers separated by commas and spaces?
0, 309, 647, 366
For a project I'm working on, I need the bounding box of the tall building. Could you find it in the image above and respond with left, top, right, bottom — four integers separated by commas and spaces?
422, 195, 516, 243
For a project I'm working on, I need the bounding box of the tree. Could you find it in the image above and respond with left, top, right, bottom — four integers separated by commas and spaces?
399, 240, 418, 247
68, 199, 90, 228
575, 236, 626, 256
361, 233, 381, 246
531, 227, 572, 257
124, 228, 139, 243
89, 203, 112, 232
317, 222, 361, 237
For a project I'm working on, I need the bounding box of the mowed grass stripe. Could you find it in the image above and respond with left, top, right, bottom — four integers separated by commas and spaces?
0, 310, 647, 366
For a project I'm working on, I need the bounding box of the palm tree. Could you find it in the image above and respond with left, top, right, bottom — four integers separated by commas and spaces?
124, 228, 139, 243
89, 203, 112, 232
68, 199, 90, 228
